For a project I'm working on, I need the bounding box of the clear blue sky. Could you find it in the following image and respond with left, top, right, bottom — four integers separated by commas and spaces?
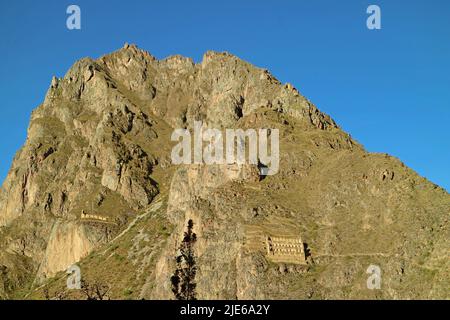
0, 0, 449, 191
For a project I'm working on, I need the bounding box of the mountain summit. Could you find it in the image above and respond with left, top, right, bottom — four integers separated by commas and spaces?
0, 44, 448, 299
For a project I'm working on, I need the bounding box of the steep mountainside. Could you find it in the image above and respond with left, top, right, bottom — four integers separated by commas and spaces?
0, 44, 448, 299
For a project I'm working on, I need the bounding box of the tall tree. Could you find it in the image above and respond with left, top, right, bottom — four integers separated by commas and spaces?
171, 219, 197, 300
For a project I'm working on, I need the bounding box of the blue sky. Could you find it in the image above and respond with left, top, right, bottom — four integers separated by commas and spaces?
0, 0, 449, 191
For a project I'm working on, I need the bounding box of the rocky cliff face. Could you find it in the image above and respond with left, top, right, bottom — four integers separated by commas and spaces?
0, 44, 448, 299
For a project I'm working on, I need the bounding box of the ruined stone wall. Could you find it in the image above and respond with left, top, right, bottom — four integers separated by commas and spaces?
265, 236, 306, 264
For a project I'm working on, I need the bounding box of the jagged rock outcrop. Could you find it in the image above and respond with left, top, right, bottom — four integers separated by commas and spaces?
0, 44, 448, 299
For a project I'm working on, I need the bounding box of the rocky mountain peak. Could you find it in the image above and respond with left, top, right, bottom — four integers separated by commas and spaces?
0, 45, 448, 300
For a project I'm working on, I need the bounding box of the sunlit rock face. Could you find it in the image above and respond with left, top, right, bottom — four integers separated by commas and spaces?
0, 44, 448, 300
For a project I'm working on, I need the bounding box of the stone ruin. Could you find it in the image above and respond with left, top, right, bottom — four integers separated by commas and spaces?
265, 235, 306, 265
80, 210, 109, 222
